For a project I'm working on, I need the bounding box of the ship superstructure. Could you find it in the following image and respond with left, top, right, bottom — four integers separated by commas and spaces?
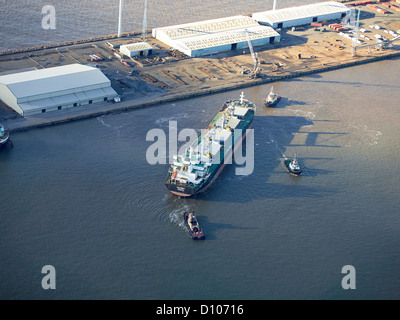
165, 92, 255, 197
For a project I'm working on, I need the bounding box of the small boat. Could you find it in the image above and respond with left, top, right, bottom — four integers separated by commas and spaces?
183, 211, 205, 240
0, 124, 11, 149
284, 154, 302, 175
264, 86, 281, 107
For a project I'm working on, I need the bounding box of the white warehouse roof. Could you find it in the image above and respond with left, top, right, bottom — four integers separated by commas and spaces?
153, 15, 260, 40
152, 15, 280, 57
0, 64, 109, 99
253, 1, 351, 27
0, 64, 118, 116
179, 25, 279, 51
120, 42, 153, 54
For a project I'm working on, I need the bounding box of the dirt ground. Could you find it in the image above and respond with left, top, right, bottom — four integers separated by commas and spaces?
1, 2, 400, 122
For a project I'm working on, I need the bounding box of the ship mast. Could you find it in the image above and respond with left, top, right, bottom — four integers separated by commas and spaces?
240, 92, 245, 104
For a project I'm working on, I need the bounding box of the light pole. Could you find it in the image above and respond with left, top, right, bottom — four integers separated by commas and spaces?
118, 0, 123, 37
351, 6, 361, 57
142, 0, 148, 40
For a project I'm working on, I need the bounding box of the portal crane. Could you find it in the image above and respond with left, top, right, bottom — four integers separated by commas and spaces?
355, 34, 400, 53
376, 35, 400, 50
245, 30, 261, 79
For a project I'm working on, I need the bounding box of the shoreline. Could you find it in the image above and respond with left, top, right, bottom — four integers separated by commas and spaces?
4, 51, 400, 133
2, 1, 400, 133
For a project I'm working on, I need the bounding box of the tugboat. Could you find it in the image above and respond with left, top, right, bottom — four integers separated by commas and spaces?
0, 124, 11, 150
284, 154, 302, 175
183, 211, 205, 240
264, 86, 281, 107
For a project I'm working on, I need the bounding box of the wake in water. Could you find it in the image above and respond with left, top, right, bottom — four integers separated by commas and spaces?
351, 124, 382, 146
288, 108, 316, 120
97, 114, 124, 136
154, 112, 190, 128
161, 194, 194, 230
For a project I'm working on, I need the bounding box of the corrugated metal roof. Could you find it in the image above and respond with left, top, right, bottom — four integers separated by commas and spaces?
19, 98, 56, 110
157, 15, 260, 41
180, 25, 279, 50
84, 87, 115, 99
0, 64, 111, 99
253, 1, 350, 24
120, 42, 153, 52
18, 87, 116, 112
153, 15, 279, 53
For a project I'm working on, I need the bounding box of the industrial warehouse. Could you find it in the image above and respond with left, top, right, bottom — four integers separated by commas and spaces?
120, 42, 154, 57
152, 15, 281, 57
0, 64, 118, 116
0, 0, 400, 128
151, 2, 351, 58
252, 1, 351, 28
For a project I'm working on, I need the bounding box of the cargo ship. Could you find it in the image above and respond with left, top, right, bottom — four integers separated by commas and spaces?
165, 92, 256, 197
0, 124, 10, 149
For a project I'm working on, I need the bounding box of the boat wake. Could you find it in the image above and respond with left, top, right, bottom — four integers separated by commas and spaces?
352, 125, 382, 146
168, 207, 189, 230
97, 114, 124, 136
288, 108, 316, 120
154, 113, 190, 128
160, 195, 193, 230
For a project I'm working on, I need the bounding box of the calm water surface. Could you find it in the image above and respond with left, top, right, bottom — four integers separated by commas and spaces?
0, 0, 399, 300
1, 57, 400, 299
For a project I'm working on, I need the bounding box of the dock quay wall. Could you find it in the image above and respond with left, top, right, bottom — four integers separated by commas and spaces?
7, 51, 400, 134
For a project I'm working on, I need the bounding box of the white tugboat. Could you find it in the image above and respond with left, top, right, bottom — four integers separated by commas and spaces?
264, 86, 281, 107
284, 154, 302, 175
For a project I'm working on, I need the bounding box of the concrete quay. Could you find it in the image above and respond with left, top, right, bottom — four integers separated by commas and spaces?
4, 50, 399, 134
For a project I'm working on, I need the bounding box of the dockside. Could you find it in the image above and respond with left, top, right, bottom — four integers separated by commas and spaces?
1, 1, 400, 132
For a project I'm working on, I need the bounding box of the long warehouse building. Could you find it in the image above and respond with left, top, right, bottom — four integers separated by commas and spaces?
0, 64, 118, 116
252, 1, 351, 29
152, 15, 280, 57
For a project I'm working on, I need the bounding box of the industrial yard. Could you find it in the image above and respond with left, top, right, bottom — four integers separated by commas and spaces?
1, 0, 400, 131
